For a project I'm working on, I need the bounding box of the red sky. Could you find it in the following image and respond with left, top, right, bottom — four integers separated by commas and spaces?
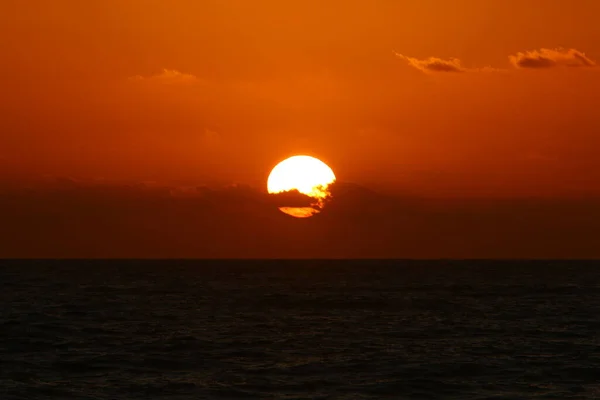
1, 1, 600, 257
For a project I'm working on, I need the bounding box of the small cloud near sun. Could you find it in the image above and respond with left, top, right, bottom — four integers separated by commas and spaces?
128, 69, 200, 84
394, 52, 465, 73
509, 48, 596, 69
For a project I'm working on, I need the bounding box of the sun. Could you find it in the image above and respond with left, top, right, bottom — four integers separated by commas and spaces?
267, 155, 336, 218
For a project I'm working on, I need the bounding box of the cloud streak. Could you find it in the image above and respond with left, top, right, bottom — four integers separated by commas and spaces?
394, 52, 465, 73
509, 48, 596, 69
129, 69, 200, 84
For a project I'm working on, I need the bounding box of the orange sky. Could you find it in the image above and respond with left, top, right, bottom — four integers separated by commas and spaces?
2, 0, 600, 196
1, 1, 600, 257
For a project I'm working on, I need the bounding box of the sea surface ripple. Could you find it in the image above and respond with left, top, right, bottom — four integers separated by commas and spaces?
1, 260, 600, 399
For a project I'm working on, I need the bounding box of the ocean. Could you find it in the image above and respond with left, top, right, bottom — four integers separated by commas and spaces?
1, 260, 599, 399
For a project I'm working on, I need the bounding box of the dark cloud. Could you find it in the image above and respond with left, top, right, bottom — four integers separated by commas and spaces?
1, 179, 600, 258
268, 189, 317, 208
509, 48, 596, 69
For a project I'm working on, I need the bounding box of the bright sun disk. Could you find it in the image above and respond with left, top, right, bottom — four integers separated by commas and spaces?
267, 155, 336, 218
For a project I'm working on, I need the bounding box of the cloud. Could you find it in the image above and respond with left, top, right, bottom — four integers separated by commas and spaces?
129, 69, 200, 84
2, 179, 600, 258
268, 189, 316, 208
509, 48, 596, 69
394, 52, 465, 73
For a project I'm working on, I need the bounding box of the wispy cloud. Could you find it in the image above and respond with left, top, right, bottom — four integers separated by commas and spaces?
509, 48, 596, 69
129, 69, 200, 84
394, 52, 465, 73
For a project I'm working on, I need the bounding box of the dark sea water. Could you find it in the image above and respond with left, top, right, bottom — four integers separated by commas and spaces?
1, 260, 600, 399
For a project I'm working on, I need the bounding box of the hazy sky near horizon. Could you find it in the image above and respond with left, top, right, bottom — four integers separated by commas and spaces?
2, 0, 600, 197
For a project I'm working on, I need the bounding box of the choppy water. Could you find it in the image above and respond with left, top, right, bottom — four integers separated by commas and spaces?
1, 260, 600, 399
